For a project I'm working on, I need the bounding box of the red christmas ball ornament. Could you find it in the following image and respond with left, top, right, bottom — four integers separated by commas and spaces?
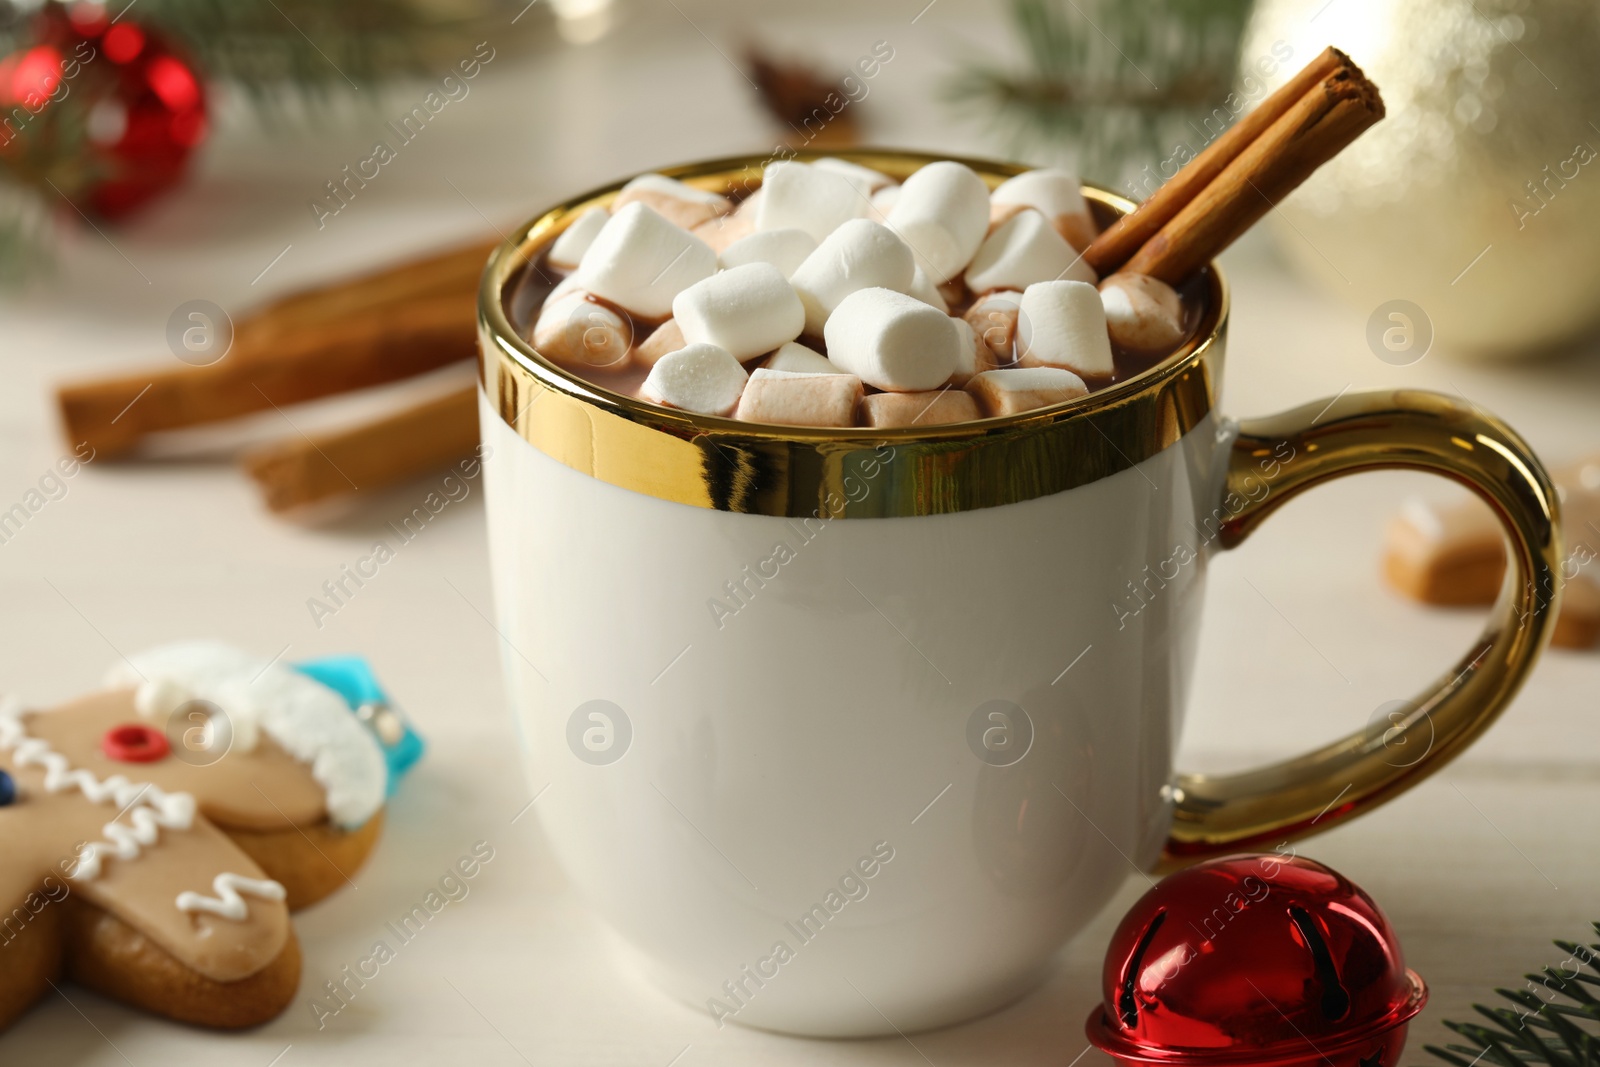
0, 1, 207, 220
1087, 853, 1426, 1067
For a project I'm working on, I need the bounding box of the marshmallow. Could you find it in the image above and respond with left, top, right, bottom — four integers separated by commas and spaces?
672, 262, 805, 362
735, 368, 863, 427
693, 189, 760, 251
718, 228, 817, 277
964, 290, 1022, 361
870, 183, 900, 221
692, 210, 754, 253
789, 219, 915, 335
640, 343, 748, 416
531, 290, 631, 370
1099, 273, 1187, 352
577, 202, 717, 319
812, 157, 896, 193
547, 271, 584, 304
988, 200, 1027, 232
907, 266, 949, 312
990, 168, 1097, 251
966, 367, 1088, 417
755, 160, 872, 242
824, 287, 961, 393
1016, 280, 1115, 378
885, 160, 991, 283
991, 169, 1088, 222
548, 206, 609, 272
861, 388, 981, 428
736, 188, 765, 215
613, 173, 732, 231
965, 208, 1095, 294
949, 317, 997, 385
766, 341, 843, 375
633, 318, 685, 368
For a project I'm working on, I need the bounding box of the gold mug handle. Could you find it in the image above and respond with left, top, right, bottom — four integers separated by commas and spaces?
1161, 388, 1563, 869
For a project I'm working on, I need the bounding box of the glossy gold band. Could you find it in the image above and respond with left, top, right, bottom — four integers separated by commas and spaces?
1160, 388, 1563, 868
478, 150, 1227, 519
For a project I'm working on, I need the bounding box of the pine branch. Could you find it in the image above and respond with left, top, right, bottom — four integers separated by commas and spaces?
0, 195, 53, 286
136, 0, 497, 102
0, 0, 511, 105
0, 217, 36, 285
943, 0, 1253, 186
1422, 922, 1600, 1067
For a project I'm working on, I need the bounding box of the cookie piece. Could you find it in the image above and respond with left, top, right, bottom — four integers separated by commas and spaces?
0, 640, 394, 1033
1383, 454, 1600, 649
64, 899, 304, 1030
229, 811, 386, 909
0, 901, 62, 1033
1383, 496, 1505, 605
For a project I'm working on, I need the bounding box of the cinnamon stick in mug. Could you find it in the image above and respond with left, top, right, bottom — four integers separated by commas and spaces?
1117, 58, 1384, 284
1083, 47, 1350, 276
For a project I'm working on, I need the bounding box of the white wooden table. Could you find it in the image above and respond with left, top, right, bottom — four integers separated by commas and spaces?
3, 4, 1598, 1063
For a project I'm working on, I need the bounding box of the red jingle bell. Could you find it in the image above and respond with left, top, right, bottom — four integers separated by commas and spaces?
1086, 853, 1426, 1067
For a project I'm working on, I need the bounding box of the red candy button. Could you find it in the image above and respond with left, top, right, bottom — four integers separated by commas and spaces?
102, 723, 170, 763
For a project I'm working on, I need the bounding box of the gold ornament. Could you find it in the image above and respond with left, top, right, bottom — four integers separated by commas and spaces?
1240, 0, 1600, 356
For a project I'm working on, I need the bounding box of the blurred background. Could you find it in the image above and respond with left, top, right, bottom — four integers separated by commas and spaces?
6, 0, 1600, 353
5, 0, 1600, 355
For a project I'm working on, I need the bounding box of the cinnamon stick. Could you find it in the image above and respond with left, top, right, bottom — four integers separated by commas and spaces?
1118, 58, 1384, 284
58, 284, 478, 458
245, 239, 496, 338
241, 384, 480, 513
1084, 48, 1350, 277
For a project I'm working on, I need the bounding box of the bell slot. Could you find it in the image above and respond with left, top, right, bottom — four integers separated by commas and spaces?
1289, 904, 1351, 1021
1119, 909, 1167, 1028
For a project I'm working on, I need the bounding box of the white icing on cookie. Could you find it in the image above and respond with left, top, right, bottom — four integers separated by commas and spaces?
0, 705, 198, 882
176, 873, 288, 921
105, 642, 386, 830
75, 802, 199, 881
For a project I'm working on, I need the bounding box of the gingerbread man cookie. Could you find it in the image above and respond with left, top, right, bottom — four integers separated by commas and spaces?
1384, 453, 1600, 648
0, 641, 391, 1032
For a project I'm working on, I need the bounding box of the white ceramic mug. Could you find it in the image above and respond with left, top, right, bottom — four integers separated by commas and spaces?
477, 151, 1560, 1037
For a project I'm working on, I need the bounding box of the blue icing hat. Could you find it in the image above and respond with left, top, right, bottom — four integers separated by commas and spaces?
293, 656, 423, 796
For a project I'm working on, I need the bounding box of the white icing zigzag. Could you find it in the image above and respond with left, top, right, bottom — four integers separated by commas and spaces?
176, 873, 288, 921
0, 697, 26, 743
0, 704, 197, 881
75, 803, 199, 881
6, 738, 196, 823
1, 702, 288, 921
105, 642, 387, 831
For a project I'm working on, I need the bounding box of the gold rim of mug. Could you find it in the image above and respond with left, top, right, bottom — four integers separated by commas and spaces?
478, 149, 1229, 518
